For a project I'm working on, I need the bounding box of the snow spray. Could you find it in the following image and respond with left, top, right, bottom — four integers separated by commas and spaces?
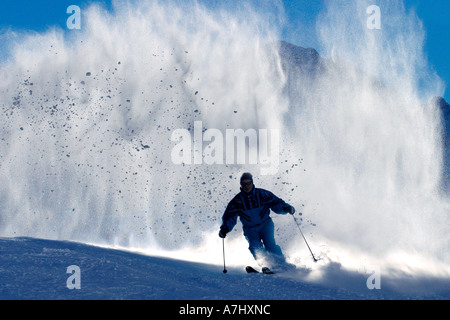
0, 0, 448, 282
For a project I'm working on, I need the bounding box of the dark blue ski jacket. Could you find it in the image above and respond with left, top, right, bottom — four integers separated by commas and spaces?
221, 187, 290, 232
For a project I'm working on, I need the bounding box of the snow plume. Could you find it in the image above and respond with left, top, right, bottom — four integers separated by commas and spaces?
0, 0, 448, 290
0, 0, 286, 246
283, 0, 449, 281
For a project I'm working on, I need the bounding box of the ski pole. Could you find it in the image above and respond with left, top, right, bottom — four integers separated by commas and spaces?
222, 238, 228, 273
292, 215, 319, 262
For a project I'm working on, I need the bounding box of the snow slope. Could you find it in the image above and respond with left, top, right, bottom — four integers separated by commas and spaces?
1, 237, 448, 300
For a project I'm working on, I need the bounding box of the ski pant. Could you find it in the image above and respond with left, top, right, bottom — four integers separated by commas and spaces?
243, 218, 286, 266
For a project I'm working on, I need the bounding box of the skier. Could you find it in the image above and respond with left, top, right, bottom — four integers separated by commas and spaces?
218, 172, 296, 272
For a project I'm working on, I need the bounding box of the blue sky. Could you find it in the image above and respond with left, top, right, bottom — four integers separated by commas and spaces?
0, 0, 448, 101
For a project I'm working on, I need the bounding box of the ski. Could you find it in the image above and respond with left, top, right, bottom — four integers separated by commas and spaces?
245, 266, 259, 273
245, 266, 274, 274
262, 267, 274, 274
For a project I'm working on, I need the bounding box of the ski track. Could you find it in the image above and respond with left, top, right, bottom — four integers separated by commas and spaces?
0, 237, 448, 300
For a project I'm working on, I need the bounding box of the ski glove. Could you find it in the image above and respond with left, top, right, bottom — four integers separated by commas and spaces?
283, 205, 295, 215
218, 226, 229, 238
